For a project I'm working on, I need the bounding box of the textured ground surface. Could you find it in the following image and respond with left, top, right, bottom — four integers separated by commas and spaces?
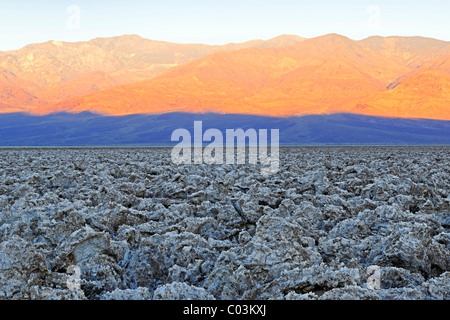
0, 146, 449, 300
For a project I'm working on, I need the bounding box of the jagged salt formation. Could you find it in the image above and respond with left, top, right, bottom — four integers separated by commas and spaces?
0, 146, 448, 300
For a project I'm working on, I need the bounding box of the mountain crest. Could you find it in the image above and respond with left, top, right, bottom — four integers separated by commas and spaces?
0, 34, 449, 120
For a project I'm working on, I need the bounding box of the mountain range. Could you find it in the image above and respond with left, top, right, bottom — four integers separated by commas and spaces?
0, 34, 305, 112
0, 34, 449, 120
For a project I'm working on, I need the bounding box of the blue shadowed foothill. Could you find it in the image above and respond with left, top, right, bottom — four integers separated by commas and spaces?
0, 112, 449, 146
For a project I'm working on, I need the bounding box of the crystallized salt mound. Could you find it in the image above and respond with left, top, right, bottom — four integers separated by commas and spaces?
153, 282, 215, 300
0, 146, 448, 300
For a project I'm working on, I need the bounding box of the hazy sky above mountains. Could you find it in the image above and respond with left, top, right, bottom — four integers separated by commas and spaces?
1, 0, 449, 50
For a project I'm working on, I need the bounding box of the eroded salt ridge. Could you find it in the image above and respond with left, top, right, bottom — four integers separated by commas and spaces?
0, 147, 448, 300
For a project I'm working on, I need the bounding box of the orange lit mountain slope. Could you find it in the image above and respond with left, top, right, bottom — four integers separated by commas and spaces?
0, 34, 304, 112
37, 34, 414, 117
353, 54, 450, 119
38, 71, 119, 104
360, 36, 450, 69
2, 34, 450, 120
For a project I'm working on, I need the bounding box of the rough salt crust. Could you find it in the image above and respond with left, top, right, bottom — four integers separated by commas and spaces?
0, 146, 448, 300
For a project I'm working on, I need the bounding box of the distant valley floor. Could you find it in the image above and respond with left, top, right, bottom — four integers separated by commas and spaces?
0, 112, 449, 146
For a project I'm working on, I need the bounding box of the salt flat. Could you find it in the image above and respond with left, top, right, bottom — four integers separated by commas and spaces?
0, 146, 448, 300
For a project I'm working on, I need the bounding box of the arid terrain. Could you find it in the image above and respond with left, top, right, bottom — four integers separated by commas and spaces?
0, 146, 449, 300
1, 34, 450, 120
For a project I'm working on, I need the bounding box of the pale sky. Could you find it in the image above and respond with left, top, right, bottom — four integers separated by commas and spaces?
1, 0, 449, 51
